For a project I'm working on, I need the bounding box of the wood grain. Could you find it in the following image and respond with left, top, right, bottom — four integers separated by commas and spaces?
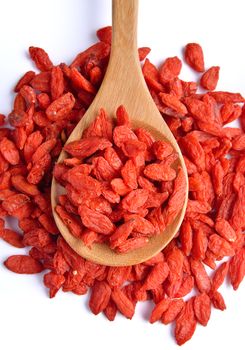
51, 0, 188, 266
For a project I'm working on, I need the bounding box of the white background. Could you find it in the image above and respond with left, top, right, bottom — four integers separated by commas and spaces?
0, 0, 244, 349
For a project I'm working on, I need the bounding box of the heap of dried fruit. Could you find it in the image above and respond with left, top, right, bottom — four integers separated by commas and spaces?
0, 26, 244, 346
54, 106, 186, 253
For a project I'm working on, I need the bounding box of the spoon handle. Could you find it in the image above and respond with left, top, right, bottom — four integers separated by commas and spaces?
112, 0, 138, 56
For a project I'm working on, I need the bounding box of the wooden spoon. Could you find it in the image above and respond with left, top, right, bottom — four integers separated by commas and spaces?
51, 0, 188, 266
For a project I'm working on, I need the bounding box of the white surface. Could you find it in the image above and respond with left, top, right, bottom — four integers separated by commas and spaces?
0, 0, 244, 349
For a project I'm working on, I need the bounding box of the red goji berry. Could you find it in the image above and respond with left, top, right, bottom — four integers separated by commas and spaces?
0, 26, 244, 348
4, 255, 44, 274
185, 43, 205, 72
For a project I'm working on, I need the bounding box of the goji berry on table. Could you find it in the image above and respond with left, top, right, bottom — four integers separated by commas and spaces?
4, 255, 44, 274
184, 43, 205, 72
200, 66, 220, 91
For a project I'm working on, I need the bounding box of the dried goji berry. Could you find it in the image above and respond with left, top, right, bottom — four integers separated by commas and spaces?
11, 175, 40, 196
193, 293, 211, 326
210, 290, 226, 310
64, 136, 111, 158
30, 71, 50, 92
0, 228, 24, 248
43, 272, 65, 298
113, 125, 137, 148
143, 59, 164, 93
120, 159, 138, 189
104, 300, 117, 321
121, 189, 148, 213
50, 66, 64, 101
200, 66, 220, 91
175, 298, 197, 346
78, 205, 114, 235
4, 255, 44, 274
143, 162, 176, 181
212, 261, 229, 292
110, 178, 131, 196
190, 258, 211, 293
212, 160, 224, 196
0, 137, 20, 165
36, 94, 51, 111
215, 218, 236, 243
24, 131, 43, 163
150, 298, 170, 323
70, 67, 96, 94
97, 26, 112, 44
20, 85, 36, 105
71, 42, 110, 69
161, 299, 185, 324
107, 266, 131, 288
116, 236, 149, 253
111, 287, 135, 319
12, 127, 27, 150
175, 275, 194, 298
142, 262, 169, 291
229, 248, 245, 290
38, 213, 59, 235
14, 71, 36, 92
209, 91, 244, 103
138, 47, 151, 61
208, 234, 235, 258
2, 193, 30, 215
121, 139, 146, 158
159, 56, 182, 84
180, 220, 193, 256
56, 205, 83, 238
152, 140, 173, 160
46, 92, 75, 121
23, 228, 52, 249
29, 46, 53, 71
109, 220, 136, 249
165, 167, 187, 226
104, 147, 123, 171
160, 93, 187, 116
191, 229, 208, 260
185, 43, 205, 72
89, 280, 111, 315
27, 153, 51, 185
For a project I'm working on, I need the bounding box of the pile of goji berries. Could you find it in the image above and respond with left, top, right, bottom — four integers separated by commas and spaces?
54, 105, 186, 253
0, 26, 244, 346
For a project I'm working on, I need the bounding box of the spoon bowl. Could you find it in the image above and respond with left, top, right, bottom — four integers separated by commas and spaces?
51, 0, 188, 266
